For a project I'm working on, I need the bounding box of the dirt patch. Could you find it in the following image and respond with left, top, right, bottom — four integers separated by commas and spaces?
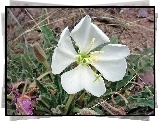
7, 7, 154, 54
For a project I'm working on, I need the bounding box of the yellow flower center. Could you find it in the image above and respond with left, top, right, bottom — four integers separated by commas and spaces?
75, 38, 104, 65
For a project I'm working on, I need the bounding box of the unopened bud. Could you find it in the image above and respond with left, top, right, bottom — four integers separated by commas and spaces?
33, 43, 47, 62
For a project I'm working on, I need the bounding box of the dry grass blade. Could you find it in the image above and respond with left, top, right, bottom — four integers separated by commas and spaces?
13, 10, 54, 43
8, 8, 28, 49
44, 8, 50, 24
37, 71, 52, 81
100, 101, 126, 115
93, 13, 154, 32
25, 8, 42, 31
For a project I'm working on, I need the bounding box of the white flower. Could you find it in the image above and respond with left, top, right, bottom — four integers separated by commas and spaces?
51, 15, 130, 97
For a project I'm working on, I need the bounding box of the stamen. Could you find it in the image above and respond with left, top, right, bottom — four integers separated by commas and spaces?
90, 51, 104, 55
87, 38, 95, 53
75, 38, 104, 66
89, 50, 104, 65
75, 54, 90, 65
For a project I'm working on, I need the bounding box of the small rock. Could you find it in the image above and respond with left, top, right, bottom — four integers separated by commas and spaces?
137, 9, 149, 18
77, 108, 100, 115
148, 16, 154, 22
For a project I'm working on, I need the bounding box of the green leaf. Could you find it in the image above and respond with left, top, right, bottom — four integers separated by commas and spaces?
50, 94, 58, 107
40, 25, 57, 47
7, 102, 16, 115
126, 86, 154, 109
141, 86, 154, 97
39, 95, 52, 109
144, 66, 153, 72
35, 80, 48, 94
128, 54, 140, 63
41, 25, 55, 42
86, 95, 97, 106
40, 93, 58, 109
116, 75, 132, 91
140, 60, 147, 67
35, 105, 51, 114
137, 69, 144, 75
7, 102, 16, 110
10, 53, 21, 61
139, 48, 154, 55
16, 42, 28, 52
127, 48, 154, 78
37, 99, 50, 109
35, 92, 58, 115
113, 82, 154, 110
109, 36, 118, 44
127, 97, 154, 109
53, 75, 63, 104
108, 81, 118, 92
145, 86, 154, 94
21, 55, 33, 77
93, 107, 103, 115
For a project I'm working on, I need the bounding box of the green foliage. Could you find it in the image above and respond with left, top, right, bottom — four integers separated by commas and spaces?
127, 86, 154, 109
7, 15, 154, 116
109, 36, 118, 44
35, 93, 57, 114
35, 80, 48, 94
41, 25, 57, 47
127, 48, 154, 75
7, 42, 43, 82
7, 102, 16, 115
108, 75, 133, 92
111, 86, 154, 112
7, 24, 59, 115
127, 96, 154, 109
39, 20, 57, 64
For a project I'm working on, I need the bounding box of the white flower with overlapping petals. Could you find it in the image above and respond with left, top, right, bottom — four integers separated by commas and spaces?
51, 15, 130, 97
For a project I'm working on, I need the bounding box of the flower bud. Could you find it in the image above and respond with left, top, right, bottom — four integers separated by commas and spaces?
33, 43, 47, 62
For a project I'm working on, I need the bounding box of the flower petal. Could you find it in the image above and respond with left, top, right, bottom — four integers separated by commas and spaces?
51, 27, 77, 74
61, 65, 106, 97
98, 44, 130, 61
61, 65, 84, 94
90, 23, 110, 50
94, 59, 127, 82
71, 15, 110, 53
82, 68, 106, 97
58, 27, 77, 53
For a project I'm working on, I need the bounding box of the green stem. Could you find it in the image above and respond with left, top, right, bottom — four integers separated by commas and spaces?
63, 94, 75, 115
39, 8, 45, 25
7, 94, 12, 100
43, 60, 54, 82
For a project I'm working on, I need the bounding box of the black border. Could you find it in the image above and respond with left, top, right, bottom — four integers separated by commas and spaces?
5, 6, 156, 116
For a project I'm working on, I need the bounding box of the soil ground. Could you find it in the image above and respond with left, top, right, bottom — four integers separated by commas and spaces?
7, 8, 155, 53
